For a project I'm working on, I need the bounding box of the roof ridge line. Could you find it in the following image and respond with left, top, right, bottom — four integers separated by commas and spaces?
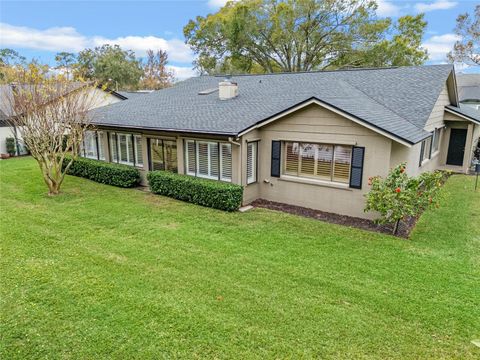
201, 64, 452, 78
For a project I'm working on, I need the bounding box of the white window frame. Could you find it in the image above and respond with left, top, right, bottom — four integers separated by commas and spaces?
282, 141, 352, 184
134, 135, 143, 168
184, 139, 232, 182
196, 141, 219, 180
247, 141, 257, 184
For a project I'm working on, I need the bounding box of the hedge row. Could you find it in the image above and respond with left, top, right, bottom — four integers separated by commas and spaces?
63, 156, 141, 188
147, 171, 243, 212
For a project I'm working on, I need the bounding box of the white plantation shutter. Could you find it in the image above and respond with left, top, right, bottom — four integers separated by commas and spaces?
186, 140, 232, 182
333, 145, 352, 183
209, 142, 219, 178
220, 143, 232, 182
197, 141, 210, 177
283, 141, 352, 183
134, 135, 143, 167
83, 131, 97, 159
98, 131, 105, 160
110, 132, 118, 162
185, 140, 196, 175
247, 142, 257, 184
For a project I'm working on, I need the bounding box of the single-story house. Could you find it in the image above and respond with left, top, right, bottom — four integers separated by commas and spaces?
88, 65, 480, 219
0, 84, 127, 156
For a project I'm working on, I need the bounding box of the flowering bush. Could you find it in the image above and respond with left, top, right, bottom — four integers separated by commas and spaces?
365, 163, 445, 235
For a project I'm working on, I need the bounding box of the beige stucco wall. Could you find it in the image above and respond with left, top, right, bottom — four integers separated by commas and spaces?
239, 104, 392, 219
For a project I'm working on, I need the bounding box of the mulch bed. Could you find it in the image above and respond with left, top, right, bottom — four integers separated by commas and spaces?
250, 199, 417, 238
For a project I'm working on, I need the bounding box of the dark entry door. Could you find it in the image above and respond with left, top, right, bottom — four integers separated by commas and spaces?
446, 129, 467, 166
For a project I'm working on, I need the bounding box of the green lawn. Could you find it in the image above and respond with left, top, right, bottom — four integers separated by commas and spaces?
1, 157, 479, 359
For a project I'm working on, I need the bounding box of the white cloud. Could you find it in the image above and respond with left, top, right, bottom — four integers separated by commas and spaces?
0, 22, 193, 64
423, 33, 461, 61
414, 1, 458, 13
376, 0, 402, 17
207, 0, 229, 9
168, 65, 197, 80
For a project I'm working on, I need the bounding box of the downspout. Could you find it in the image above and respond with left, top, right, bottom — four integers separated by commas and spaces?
228, 137, 242, 187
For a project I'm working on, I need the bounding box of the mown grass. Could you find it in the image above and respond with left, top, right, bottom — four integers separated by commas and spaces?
1, 157, 479, 359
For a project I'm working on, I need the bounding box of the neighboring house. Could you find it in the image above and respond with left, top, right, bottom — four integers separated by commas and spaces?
118, 90, 154, 99
456, 73, 480, 110
0, 84, 126, 155
86, 65, 480, 219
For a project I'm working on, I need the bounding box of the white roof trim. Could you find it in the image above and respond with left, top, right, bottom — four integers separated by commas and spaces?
445, 108, 480, 124
238, 98, 413, 147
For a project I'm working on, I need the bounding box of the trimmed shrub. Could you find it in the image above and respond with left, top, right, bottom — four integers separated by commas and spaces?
148, 171, 243, 212
6, 137, 16, 156
63, 156, 141, 188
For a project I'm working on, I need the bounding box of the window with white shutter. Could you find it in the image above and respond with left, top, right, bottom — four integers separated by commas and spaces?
184, 139, 232, 182
110, 132, 118, 162
83, 131, 98, 159
185, 140, 196, 175
283, 141, 352, 184
220, 143, 232, 182
98, 131, 105, 160
134, 135, 143, 167
246, 142, 257, 184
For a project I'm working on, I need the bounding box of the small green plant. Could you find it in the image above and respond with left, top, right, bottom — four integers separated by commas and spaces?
365, 163, 445, 235
63, 156, 141, 188
148, 171, 244, 211
5, 137, 16, 156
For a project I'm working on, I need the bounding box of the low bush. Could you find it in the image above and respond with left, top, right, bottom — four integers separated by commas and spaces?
148, 171, 243, 211
365, 163, 445, 235
6, 137, 16, 156
63, 156, 141, 188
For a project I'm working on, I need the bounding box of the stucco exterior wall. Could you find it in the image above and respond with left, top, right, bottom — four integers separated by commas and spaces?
240, 104, 392, 218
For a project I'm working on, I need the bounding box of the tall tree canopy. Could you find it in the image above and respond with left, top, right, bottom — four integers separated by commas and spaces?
184, 0, 428, 74
448, 5, 479, 66
141, 49, 175, 90
55, 52, 77, 78
76, 45, 143, 90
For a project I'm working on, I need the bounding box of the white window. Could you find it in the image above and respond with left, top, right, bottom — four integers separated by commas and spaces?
420, 136, 433, 166
83, 131, 98, 159
432, 128, 441, 154
109, 132, 143, 167
220, 143, 232, 182
246, 142, 257, 184
98, 131, 105, 160
134, 135, 143, 167
184, 139, 232, 182
284, 142, 352, 184
110, 132, 118, 162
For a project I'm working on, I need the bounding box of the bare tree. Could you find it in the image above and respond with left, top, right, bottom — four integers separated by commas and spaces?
447, 5, 479, 66
141, 49, 175, 90
4, 64, 101, 195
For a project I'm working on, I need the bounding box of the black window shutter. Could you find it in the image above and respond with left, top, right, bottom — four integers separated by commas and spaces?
349, 146, 365, 189
419, 141, 425, 167
271, 140, 281, 177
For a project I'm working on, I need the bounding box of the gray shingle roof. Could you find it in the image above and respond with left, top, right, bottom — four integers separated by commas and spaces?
446, 104, 480, 124
456, 74, 480, 102
92, 65, 455, 144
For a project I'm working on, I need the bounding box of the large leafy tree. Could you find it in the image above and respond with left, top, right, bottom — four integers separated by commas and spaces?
184, 0, 428, 74
447, 5, 479, 66
76, 44, 143, 89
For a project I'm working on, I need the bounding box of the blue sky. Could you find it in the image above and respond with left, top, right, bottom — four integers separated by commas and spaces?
0, 0, 478, 78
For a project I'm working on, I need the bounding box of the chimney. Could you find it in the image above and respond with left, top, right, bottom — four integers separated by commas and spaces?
218, 79, 238, 100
